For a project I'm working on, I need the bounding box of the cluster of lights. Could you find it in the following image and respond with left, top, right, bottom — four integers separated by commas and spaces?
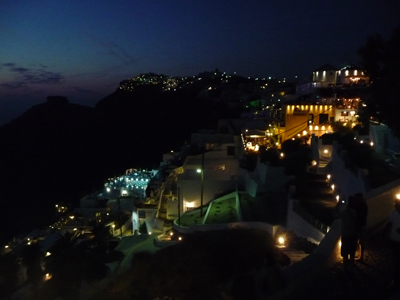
105, 171, 153, 193
55, 204, 68, 213
308, 125, 332, 131
119, 73, 185, 92
246, 142, 259, 152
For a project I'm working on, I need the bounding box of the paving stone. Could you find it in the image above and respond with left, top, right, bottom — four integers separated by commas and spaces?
292, 229, 399, 300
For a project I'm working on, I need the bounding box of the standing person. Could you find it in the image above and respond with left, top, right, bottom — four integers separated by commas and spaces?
334, 196, 359, 268
388, 199, 400, 286
354, 193, 368, 261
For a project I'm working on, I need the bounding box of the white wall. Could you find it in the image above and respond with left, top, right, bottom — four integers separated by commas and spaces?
329, 145, 368, 200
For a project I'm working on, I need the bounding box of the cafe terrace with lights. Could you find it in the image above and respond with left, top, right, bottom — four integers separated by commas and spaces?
243, 101, 360, 152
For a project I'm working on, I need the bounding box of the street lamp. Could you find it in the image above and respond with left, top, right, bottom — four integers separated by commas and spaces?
197, 166, 204, 217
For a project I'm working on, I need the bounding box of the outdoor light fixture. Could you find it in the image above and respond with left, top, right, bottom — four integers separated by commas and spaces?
277, 236, 286, 248
396, 194, 400, 200
331, 184, 335, 191
178, 237, 182, 241
336, 195, 340, 202
327, 174, 331, 180
44, 273, 52, 281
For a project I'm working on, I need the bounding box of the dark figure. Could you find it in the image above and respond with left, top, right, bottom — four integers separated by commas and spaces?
334, 196, 359, 268
387, 200, 400, 286
353, 193, 368, 261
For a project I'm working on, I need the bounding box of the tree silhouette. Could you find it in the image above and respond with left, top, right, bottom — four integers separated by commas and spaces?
0, 253, 19, 298
358, 25, 400, 135
20, 243, 44, 287
43, 230, 123, 298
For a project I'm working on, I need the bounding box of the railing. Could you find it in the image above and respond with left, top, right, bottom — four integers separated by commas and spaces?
292, 201, 330, 234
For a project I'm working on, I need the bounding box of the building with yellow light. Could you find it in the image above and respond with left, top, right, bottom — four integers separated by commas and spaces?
280, 104, 335, 141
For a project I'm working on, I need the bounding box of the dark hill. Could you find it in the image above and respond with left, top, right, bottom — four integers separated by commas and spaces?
0, 89, 239, 242
0, 97, 103, 241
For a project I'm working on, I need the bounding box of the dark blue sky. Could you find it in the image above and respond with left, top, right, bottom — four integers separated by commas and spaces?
0, 0, 399, 124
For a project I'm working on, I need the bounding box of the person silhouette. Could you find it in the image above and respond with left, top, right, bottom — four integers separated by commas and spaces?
334, 196, 359, 268
353, 193, 368, 261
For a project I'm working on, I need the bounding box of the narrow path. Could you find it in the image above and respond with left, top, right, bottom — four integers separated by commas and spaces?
293, 228, 398, 299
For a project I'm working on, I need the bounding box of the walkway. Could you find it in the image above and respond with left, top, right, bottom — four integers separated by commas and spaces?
292, 227, 400, 299
294, 172, 336, 226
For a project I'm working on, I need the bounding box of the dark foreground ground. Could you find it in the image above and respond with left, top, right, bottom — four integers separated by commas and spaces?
293, 227, 400, 300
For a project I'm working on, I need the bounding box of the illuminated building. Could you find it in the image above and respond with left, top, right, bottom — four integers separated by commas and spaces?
281, 104, 335, 141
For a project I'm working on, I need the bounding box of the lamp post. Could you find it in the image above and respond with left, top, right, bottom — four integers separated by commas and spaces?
177, 187, 181, 226
197, 151, 205, 217
118, 197, 123, 238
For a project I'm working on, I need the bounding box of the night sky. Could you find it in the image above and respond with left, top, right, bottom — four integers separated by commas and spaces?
0, 0, 399, 125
